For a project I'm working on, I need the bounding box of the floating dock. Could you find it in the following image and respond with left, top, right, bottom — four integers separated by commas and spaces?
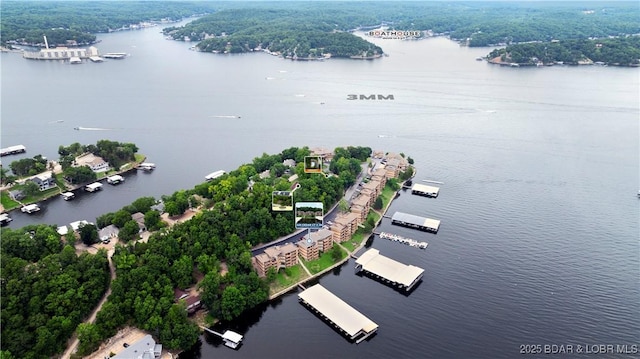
378, 232, 428, 249
298, 284, 378, 343
205, 170, 226, 181
85, 182, 103, 192
200, 327, 243, 349
355, 248, 424, 291
411, 183, 439, 197
0, 145, 26, 156
391, 211, 440, 233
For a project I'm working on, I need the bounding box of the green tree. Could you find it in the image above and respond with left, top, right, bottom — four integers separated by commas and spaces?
373, 197, 383, 210
22, 181, 40, 197
338, 198, 349, 213
79, 223, 98, 245
330, 245, 342, 262
144, 210, 163, 231
221, 286, 246, 321
118, 220, 140, 242
76, 323, 101, 355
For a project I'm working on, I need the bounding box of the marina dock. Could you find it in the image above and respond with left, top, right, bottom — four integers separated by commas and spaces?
298, 284, 378, 343
200, 326, 243, 349
355, 248, 424, 291
0, 144, 26, 156
378, 232, 428, 249
85, 182, 103, 192
411, 183, 439, 197
391, 211, 440, 233
106, 175, 124, 185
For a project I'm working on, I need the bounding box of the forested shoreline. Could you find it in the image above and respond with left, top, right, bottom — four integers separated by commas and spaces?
486, 36, 640, 66
0, 145, 373, 357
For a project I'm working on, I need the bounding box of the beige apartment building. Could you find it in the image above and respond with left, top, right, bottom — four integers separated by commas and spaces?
296, 238, 319, 261
253, 243, 299, 277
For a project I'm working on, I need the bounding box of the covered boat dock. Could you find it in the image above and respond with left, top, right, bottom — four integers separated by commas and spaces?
298, 284, 378, 343
391, 211, 440, 233
355, 248, 424, 291
411, 183, 439, 197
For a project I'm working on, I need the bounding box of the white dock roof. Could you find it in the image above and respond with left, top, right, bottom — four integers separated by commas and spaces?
298, 284, 378, 338
411, 183, 440, 195
86, 182, 103, 190
392, 211, 440, 231
222, 330, 243, 343
205, 170, 226, 180
356, 248, 424, 288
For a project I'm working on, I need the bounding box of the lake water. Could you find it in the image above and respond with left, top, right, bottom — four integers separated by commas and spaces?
1, 22, 639, 359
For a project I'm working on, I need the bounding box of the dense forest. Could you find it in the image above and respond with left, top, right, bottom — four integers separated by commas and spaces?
486, 36, 640, 66
0, 1, 218, 46
0, 225, 110, 359
4, 2, 638, 54
76, 146, 371, 355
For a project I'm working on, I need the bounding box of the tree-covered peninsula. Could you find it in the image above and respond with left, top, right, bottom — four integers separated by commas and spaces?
0, 1, 218, 46
486, 36, 640, 66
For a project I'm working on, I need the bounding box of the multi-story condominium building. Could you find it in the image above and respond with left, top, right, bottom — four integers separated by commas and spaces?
296, 238, 319, 261
351, 195, 371, 223
330, 222, 350, 243
309, 228, 334, 252
253, 243, 299, 277
334, 212, 360, 237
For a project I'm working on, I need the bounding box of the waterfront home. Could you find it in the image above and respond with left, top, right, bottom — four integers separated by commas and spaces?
112, 334, 162, 359
334, 213, 360, 236
283, 159, 296, 167
131, 212, 146, 232
98, 224, 120, 242
185, 295, 202, 314
371, 168, 388, 185
70, 220, 91, 232
75, 153, 110, 173
310, 147, 334, 162
30, 172, 55, 191
296, 238, 319, 261
362, 180, 382, 200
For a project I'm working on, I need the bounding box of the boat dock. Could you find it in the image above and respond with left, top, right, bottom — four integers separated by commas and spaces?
106, 175, 124, 185
0, 145, 26, 156
138, 162, 156, 171
411, 183, 439, 197
0, 213, 13, 225
298, 284, 378, 343
205, 170, 226, 181
355, 248, 424, 291
200, 326, 243, 349
61, 192, 75, 201
378, 232, 428, 249
391, 211, 440, 233
85, 182, 103, 192
21, 204, 41, 214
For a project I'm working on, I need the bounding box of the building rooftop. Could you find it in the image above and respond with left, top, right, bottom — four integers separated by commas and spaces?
411, 183, 440, 195
298, 284, 378, 339
310, 228, 333, 241
355, 248, 424, 288
112, 334, 157, 359
391, 211, 441, 231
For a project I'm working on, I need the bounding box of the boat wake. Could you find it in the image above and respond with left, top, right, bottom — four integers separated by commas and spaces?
74, 126, 113, 131
209, 115, 241, 119
294, 94, 306, 97
49, 120, 64, 124
378, 134, 393, 138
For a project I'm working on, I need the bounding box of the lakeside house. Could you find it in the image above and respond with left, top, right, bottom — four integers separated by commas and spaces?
173, 288, 202, 314
30, 172, 55, 191
75, 153, 110, 173
9, 190, 24, 201
112, 334, 162, 359
98, 224, 120, 242
131, 212, 146, 232
310, 147, 334, 162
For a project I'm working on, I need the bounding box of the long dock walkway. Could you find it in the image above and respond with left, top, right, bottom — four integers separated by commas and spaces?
355, 248, 424, 291
298, 284, 378, 343
378, 232, 428, 249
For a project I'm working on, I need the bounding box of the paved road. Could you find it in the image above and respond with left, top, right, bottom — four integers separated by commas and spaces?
251, 160, 373, 255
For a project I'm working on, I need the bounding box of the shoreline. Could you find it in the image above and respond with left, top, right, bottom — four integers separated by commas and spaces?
1, 155, 146, 215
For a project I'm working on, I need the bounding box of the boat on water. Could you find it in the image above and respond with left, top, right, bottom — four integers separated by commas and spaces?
106, 175, 125, 185
21, 204, 41, 214
138, 162, 156, 171
85, 182, 103, 192
476, 57, 484, 61
61, 192, 75, 201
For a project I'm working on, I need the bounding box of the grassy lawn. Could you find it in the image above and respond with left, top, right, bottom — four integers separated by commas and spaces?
134, 153, 145, 163
1, 191, 20, 211
302, 247, 347, 275
268, 264, 309, 295
342, 230, 366, 252
21, 186, 62, 204
380, 183, 397, 209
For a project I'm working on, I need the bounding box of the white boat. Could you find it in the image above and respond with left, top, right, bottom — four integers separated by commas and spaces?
61, 192, 75, 201
21, 204, 41, 214
69, 56, 82, 64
